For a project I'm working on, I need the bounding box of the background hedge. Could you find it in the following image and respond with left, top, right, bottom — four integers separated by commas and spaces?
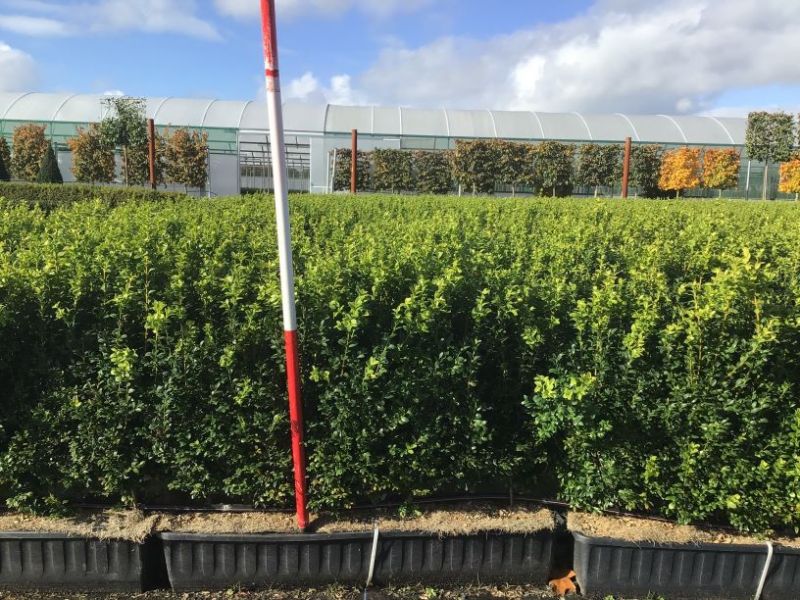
1, 194, 800, 534
0, 181, 186, 211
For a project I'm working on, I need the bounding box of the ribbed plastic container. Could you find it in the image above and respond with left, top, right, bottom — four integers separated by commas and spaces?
160, 530, 554, 591
573, 531, 800, 600
0, 533, 147, 591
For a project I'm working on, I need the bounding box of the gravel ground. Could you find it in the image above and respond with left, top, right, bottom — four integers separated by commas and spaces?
0, 586, 557, 600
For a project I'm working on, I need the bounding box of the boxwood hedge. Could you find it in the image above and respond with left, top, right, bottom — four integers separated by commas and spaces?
0, 181, 186, 211
1, 194, 799, 533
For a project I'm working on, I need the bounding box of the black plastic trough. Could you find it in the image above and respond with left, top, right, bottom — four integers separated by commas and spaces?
0, 532, 149, 592
573, 531, 800, 600
159, 530, 554, 591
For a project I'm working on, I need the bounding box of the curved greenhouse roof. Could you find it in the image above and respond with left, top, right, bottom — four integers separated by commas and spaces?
0, 92, 746, 146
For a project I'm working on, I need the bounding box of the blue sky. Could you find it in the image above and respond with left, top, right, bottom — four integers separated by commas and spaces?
1, 0, 799, 116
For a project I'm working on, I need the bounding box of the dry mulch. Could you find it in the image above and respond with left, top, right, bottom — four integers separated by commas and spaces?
569, 511, 800, 548
0, 505, 555, 542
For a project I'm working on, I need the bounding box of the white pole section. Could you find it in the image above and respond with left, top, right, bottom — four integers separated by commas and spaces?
259, 0, 309, 531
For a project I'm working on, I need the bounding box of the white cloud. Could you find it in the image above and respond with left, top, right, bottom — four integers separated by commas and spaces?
0, 14, 69, 36
284, 70, 366, 104
0, 41, 38, 91
341, 0, 800, 114
0, 0, 220, 39
216, 0, 437, 20
89, 0, 220, 39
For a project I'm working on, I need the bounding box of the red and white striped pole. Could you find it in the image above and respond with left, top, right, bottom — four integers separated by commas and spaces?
259, 0, 309, 531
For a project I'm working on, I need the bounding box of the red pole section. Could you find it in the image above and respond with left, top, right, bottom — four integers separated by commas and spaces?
147, 119, 157, 190
621, 137, 632, 198
259, 0, 309, 531
351, 129, 358, 194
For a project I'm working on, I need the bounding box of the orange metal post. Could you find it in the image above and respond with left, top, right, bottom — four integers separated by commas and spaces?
621, 136, 632, 198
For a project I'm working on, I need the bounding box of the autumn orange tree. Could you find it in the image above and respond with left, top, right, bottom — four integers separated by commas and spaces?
703, 148, 741, 197
165, 129, 209, 191
11, 124, 49, 182
68, 124, 116, 184
779, 153, 800, 200
659, 147, 702, 197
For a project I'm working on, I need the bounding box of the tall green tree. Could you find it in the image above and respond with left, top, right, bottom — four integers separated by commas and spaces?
372, 148, 413, 193
332, 148, 371, 192
577, 143, 623, 197
36, 143, 63, 184
745, 112, 795, 200
630, 145, 664, 198
494, 140, 531, 196
124, 131, 167, 187
100, 97, 148, 186
533, 141, 575, 197
413, 150, 452, 194
451, 140, 500, 195
0, 137, 10, 181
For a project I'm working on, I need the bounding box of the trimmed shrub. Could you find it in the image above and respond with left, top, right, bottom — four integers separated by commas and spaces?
0, 181, 186, 211
36, 144, 63, 185
0, 137, 10, 182
2, 196, 800, 534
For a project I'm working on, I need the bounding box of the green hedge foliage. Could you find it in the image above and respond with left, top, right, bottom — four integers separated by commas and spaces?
2, 195, 800, 533
0, 181, 187, 211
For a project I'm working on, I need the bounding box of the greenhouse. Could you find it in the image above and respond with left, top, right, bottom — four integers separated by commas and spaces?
0, 91, 772, 197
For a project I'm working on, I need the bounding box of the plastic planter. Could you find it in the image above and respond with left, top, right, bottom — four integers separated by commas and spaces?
0, 532, 150, 592
159, 530, 554, 591
573, 531, 800, 600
